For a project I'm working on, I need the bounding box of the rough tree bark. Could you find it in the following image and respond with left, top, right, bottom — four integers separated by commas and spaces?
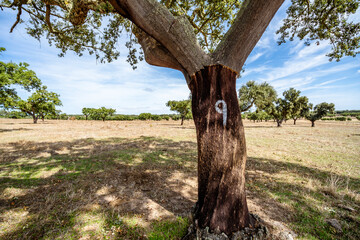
190, 65, 249, 235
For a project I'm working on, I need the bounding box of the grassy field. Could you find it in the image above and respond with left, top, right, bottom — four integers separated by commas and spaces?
0, 118, 359, 239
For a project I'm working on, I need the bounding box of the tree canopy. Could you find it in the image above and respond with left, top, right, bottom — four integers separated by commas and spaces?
238, 80, 277, 112
1, 0, 358, 72
0, 48, 42, 108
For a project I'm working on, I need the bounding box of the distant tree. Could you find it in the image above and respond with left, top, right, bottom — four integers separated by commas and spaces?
166, 99, 192, 125
1, 48, 41, 108
306, 102, 335, 127
238, 81, 277, 112
247, 112, 258, 122
15, 86, 62, 123
265, 98, 292, 127
82, 107, 93, 120
283, 88, 310, 125
90, 107, 116, 121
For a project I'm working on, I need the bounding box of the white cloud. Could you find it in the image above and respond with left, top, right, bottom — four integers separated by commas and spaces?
246, 52, 265, 64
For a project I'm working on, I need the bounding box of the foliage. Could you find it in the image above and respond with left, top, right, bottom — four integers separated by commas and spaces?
111, 114, 137, 121
0, 48, 41, 108
0, 0, 242, 67
0, 109, 28, 119
336, 110, 360, 117
306, 102, 335, 126
82, 107, 93, 120
264, 98, 292, 127
150, 114, 162, 121
138, 113, 152, 120
322, 117, 352, 121
166, 99, 192, 125
15, 86, 62, 123
0, 0, 356, 69
246, 110, 271, 122
238, 81, 277, 112
277, 0, 360, 61
283, 88, 310, 123
88, 107, 116, 121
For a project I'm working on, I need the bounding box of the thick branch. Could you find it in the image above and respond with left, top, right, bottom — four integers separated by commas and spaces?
212, 0, 284, 74
109, 0, 210, 76
133, 27, 182, 71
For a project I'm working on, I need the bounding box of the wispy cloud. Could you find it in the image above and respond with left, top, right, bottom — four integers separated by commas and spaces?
246, 52, 265, 64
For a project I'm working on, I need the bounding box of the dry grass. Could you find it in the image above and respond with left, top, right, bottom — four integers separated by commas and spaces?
0, 118, 359, 239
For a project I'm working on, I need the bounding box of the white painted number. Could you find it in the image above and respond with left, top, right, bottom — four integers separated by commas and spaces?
215, 100, 227, 127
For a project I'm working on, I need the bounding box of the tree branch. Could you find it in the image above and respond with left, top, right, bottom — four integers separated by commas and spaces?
108, 0, 210, 77
133, 27, 182, 70
10, 5, 22, 33
212, 0, 284, 74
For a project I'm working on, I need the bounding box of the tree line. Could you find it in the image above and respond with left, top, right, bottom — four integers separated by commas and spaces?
238, 81, 335, 127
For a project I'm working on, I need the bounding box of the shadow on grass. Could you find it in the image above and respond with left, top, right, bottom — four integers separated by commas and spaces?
244, 125, 278, 129
246, 157, 360, 240
0, 128, 31, 133
0, 137, 359, 239
0, 137, 196, 239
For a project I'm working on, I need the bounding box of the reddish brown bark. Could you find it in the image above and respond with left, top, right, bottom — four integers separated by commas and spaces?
189, 65, 250, 235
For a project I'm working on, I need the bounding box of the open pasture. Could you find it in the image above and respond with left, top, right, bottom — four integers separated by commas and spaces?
0, 118, 359, 239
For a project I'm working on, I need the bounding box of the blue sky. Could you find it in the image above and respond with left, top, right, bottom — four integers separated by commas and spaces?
0, 1, 359, 114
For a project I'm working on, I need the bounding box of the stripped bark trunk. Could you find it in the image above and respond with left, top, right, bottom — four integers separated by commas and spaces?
189, 65, 250, 235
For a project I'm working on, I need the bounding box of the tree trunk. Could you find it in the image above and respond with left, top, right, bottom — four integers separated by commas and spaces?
311, 121, 315, 127
33, 116, 38, 124
181, 117, 184, 125
293, 118, 297, 125
189, 65, 250, 235
277, 120, 282, 127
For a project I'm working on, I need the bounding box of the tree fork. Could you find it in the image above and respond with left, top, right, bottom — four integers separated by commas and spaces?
189, 65, 250, 235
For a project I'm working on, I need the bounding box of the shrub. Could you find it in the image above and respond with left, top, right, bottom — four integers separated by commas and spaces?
138, 113, 152, 120
357, 116, 360, 121
112, 115, 136, 121
335, 117, 346, 121
151, 114, 162, 121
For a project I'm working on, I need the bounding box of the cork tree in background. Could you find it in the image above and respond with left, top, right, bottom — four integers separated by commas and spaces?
1, 0, 359, 236
166, 99, 192, 125
306, 102, 335, 127
238, 80, 277, 113
283, 88, 310, 125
